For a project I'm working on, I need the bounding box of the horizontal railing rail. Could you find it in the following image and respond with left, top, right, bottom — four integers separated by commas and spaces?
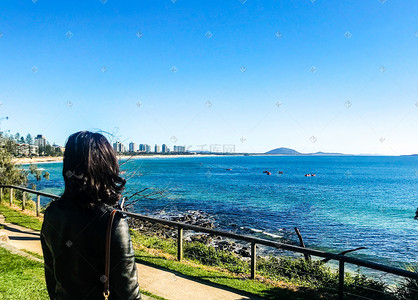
0, 184, 61, 199
1, 184, 417, 300
0, 184, 60, 216
122, 210, 418, 280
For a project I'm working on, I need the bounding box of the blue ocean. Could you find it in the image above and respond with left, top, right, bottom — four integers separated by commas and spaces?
29, 155, 418, 268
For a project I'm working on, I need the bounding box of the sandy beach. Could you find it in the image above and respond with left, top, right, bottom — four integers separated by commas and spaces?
13, 156, 64, 165
12, 154, 242, 165
117, 154, 241, 160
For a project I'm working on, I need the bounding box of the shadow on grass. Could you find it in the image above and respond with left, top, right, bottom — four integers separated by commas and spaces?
135, 253, 329, 300
2, 224, 40, 236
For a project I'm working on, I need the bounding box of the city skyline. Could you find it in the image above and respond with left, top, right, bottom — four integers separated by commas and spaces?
1, 1, 417, 155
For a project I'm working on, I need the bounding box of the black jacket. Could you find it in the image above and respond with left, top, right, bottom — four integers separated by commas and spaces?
40, 197, 141, 300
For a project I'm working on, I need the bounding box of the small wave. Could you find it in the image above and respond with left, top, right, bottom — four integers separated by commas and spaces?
240, 226, 283, 239
262, 232, 282, 239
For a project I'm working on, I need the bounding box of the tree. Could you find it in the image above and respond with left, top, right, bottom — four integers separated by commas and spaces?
34, 170, 42, 181
26, 134, 33, 145
28, 164, 50, 189
14, 132, 20, 142
43, 171, 50, 180
45, 144, 52, 156
0, 136, 28, 186
20, 136, 25, 144
29, 164, 38, 174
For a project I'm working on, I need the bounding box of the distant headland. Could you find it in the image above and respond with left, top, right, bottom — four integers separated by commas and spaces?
265, 147, 351, 156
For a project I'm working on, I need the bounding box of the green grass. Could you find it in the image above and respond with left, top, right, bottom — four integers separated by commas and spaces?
135, 248, 319, 300
139, 289, 169, 300
0, 247, 48, 300
0, 246, 166, 300
131, 229, 177, 255
0, 202, 42, 231
21, 249, 44, 260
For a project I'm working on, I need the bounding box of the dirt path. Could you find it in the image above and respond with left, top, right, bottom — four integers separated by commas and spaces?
0, 214, 260, 300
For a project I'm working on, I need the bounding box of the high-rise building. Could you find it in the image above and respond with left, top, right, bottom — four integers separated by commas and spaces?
139, 144, 146, 152
173, 145, 186, 153
113, 142, 126, 153
34, 134, 47, 148
145, 144, 151, 153
154, 144, 160, 153
129, 142, 137, 152
162, 144, 168, 153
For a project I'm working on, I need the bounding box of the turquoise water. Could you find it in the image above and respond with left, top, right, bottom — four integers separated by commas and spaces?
29, 155, 418, 267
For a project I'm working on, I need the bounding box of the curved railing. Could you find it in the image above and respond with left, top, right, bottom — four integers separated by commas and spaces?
0, 184, 417, 300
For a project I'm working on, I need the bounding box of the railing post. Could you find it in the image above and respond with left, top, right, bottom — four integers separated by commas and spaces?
338, 258, 345, 300
251, 242, 257, 279
22, 191, 26, 210
0, 187, 3, 202
9, 188, 13, 206
177, 226, 183, 261
36, 195, 41, 217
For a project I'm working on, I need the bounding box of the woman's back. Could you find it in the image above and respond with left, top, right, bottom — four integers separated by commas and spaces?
41, 197, 141, 299
40, 131, 141, 300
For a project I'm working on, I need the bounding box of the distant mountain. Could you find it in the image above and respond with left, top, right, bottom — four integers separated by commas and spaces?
265, 147, 301, 155
308, 151, 349, 156
265, 148, 349, 156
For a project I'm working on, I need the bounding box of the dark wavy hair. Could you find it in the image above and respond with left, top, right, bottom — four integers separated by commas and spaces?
61, 131, 126, 207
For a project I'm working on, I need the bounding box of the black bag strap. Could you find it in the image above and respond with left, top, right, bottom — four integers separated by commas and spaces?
103, 209, 117, 300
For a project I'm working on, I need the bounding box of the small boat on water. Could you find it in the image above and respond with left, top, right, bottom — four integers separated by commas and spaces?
226, 168, 232, 171
263, 170, 271, 175
305, 173, 316, 177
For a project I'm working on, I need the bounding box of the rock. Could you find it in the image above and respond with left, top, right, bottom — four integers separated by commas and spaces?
190, 234, 212, 245
127, 209, 216, 240
237, 248, 251, 257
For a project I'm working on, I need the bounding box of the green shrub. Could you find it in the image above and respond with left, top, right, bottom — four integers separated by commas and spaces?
396, 265, 418, 300
257, 256, 337, 286
184, 242, 249, 274
344, 272, 389, 299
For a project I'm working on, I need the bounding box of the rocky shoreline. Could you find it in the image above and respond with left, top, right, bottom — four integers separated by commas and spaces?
127, 210, 254, 258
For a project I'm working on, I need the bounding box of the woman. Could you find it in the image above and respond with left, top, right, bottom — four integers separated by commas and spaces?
40, 131, 141, 300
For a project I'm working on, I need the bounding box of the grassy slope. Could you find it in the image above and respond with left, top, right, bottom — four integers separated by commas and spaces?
0, 247, 49, 300
0, 202, 42, 231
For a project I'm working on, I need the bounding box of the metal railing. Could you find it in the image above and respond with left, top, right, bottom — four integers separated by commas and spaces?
0, 184, 417, 299
0, 184, 60, 216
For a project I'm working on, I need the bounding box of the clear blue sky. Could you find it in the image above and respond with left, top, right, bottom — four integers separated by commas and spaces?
0, 0, 417, 154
